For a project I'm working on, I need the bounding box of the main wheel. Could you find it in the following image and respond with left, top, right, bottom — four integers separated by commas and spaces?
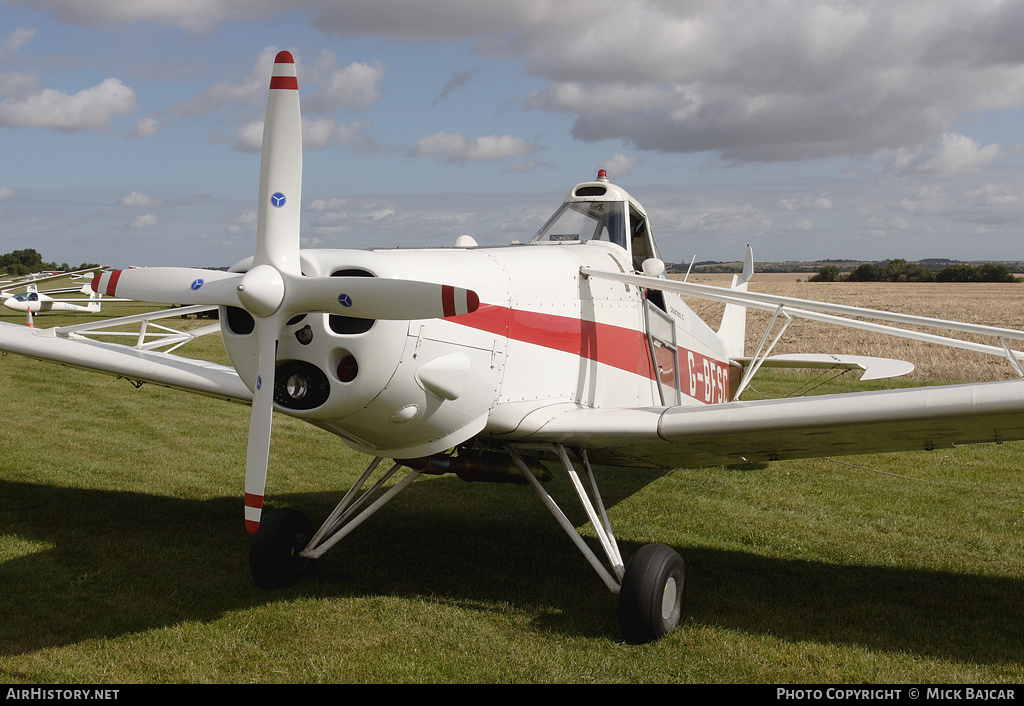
618, 543, 685, 644
249, 507, 317, 590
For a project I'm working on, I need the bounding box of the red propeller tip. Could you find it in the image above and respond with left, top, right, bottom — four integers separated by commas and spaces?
275, 50, 294, 64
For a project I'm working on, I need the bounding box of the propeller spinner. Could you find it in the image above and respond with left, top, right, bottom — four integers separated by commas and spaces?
93, 51, 479, 533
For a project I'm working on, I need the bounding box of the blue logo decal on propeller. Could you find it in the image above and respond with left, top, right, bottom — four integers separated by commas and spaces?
191, 279, 204, 291
271, 192, 287, 208
338, 293, 353, 307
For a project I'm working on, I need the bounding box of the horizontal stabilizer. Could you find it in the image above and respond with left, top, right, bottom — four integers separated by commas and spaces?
734, 353, 914, 381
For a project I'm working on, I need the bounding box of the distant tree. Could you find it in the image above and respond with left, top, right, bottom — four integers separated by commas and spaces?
847, 263, 883, 282
976, 263, 1017, 283
810, 264, 841, 282
935, 263, 976, 282
1, 248, 46, 275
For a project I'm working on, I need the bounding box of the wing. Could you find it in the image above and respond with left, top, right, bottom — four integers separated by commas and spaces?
502, 380, 1024, 468
0, 318, 251, 404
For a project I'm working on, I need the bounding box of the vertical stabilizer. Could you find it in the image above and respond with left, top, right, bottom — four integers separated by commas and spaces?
717, 245, 753, 359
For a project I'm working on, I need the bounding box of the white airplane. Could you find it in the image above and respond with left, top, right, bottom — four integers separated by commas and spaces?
1, 51, 1023, 644
3, 283, 103, 316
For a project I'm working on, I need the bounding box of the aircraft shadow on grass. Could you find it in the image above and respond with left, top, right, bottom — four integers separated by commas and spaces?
1, 476, 1021, 663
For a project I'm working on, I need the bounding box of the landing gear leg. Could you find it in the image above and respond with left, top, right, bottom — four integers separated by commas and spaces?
509, 443, 686, 643
618, 543, 685, 644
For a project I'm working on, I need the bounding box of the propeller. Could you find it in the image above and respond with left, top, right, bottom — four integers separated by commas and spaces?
95, 51, 479, 533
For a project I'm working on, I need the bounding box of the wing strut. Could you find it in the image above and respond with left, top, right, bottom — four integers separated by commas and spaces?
734, 305, 793, 399
508, 444, 625, 593
300, 457, 422, 561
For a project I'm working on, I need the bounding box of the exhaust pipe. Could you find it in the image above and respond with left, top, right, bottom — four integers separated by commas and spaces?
400, 450, 551, 484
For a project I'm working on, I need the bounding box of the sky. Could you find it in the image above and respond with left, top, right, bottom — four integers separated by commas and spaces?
1, 0, 1024, 269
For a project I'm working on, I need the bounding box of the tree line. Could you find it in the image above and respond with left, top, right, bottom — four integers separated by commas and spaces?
1, 248, 101, 276
810, 259, 1019, 283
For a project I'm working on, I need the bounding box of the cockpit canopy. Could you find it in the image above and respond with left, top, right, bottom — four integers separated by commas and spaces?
11, 292, 38, 302
532, 200, 628, 249
531, 170, 661, 272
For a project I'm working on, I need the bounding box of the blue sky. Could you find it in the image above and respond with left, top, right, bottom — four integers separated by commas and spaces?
1, 1, 1023, 268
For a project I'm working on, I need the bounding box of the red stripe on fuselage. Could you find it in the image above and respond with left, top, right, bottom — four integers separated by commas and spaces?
449, 304, 657, 380
447, 303, 731, 402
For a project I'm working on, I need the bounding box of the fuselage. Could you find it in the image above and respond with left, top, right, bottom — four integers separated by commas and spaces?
218, 177, 739, 459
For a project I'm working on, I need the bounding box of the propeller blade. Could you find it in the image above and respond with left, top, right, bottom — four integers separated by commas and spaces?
255, 50, 302, 277
243, 320, 280, 533
287, 276, 480, 320
239, 50, 303, 534
91, 268, 242, 307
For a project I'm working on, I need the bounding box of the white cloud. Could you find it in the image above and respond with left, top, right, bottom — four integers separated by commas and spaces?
309, 197, 348, 212
0, 185, 17, 200
130, 117, 162, 138
121, 191, 162, 208
779, 195, 833, 211
128, 213, 158, 229
599, 154, 638, 179
0, 28, 37, 59
179, 46, 280, 115
890, 133, 1006, 177
304, 54, 385, 112
302, 118, 367, 149
414, 131, 537, 162
0, 77, 136, 132
230, 120, 265, 152
226, 117, 368, 152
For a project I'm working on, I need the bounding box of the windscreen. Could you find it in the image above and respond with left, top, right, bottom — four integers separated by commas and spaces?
531, 201, 627, 249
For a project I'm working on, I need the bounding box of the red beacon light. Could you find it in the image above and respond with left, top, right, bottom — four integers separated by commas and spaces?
596, 169, 609, 181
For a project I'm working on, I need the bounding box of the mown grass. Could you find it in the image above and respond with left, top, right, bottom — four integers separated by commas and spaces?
0, 298, 1022, 683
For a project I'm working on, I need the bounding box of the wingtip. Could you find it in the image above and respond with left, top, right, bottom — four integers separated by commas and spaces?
275, 50, 294, 64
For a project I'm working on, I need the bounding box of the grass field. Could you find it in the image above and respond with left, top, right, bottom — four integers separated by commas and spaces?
0, 281, 1022, 684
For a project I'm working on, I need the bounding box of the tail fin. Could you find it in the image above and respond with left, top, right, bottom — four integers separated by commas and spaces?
718, 244, 753, 359
87, 289, 101, 313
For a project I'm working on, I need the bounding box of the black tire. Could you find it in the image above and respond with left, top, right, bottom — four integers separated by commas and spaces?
249, 507, 316, 590
618, 543, 685, 644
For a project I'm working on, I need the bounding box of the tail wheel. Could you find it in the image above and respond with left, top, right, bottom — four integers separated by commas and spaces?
618, 543, 685, 644
249, 507, 316, 590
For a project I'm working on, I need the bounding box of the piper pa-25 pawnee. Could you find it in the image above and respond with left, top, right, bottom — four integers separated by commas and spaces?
2, 51, 1023, 644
